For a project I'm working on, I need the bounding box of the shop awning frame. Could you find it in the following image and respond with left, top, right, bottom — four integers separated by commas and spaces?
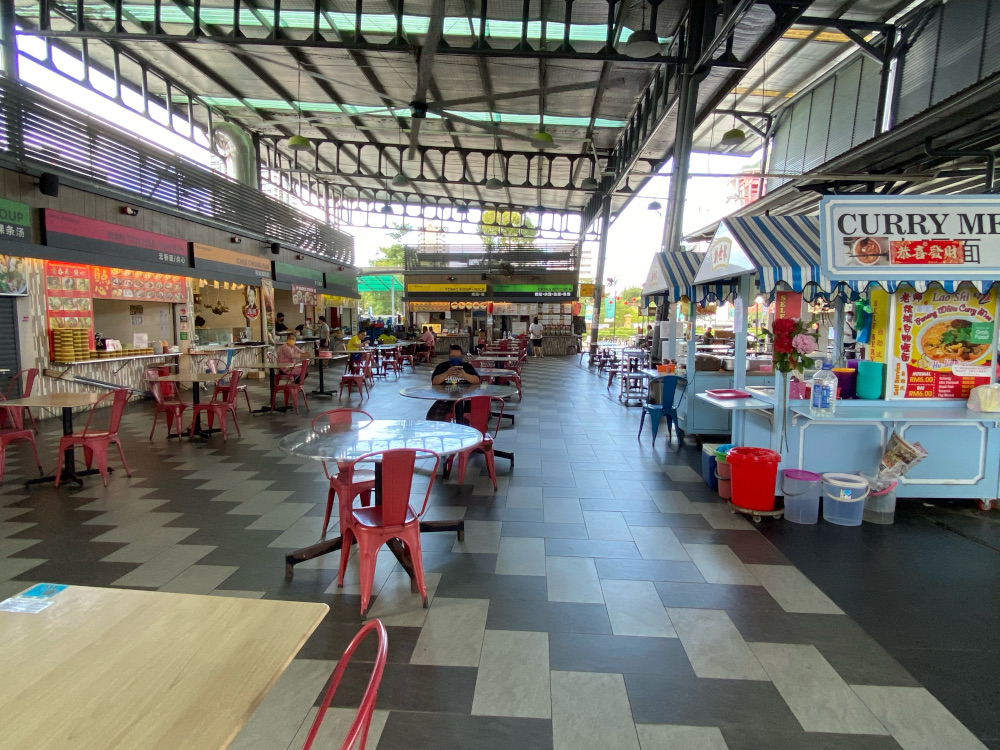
356, 275, 403, 293
712, 216, 994, 301
641, 250, 737, 306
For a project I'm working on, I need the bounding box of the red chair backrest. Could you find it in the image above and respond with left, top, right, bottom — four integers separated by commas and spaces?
311, 408, 372, 433
292, 361, 309, 385
300, 619, 388, 750
350, 448, 440, 524
265, 350, 278, 364
454, 395, 501, 439
4, 368, 37, 400
1, 402, 25, 431
82, 388, 130, 436
205, 358, 227, 374
223, 371, 243, 404
145, 369, 167, 406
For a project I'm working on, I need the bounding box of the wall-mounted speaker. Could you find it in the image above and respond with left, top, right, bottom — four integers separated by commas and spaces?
270, 242, 280, 255
38, 173, 59, 198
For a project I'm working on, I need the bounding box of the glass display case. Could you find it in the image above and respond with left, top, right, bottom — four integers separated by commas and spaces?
194, 327, 234, 347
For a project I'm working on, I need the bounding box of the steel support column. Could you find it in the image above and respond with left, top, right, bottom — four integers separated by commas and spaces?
0, 0, 18, 78
588, 196, 612, 358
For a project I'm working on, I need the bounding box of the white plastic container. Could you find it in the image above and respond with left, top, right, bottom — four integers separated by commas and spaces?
781, 469, 822, 524
864, 479, 898, 524
822, 473, 869, 526
810, 363, 838, 417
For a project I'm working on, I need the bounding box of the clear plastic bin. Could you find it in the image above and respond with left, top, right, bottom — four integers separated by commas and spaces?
822, 473, 869, 526
863, 479, 898, 524
781, 469, 822, 525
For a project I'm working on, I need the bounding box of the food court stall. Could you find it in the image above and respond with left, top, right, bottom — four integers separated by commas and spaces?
640, 249, 763, 437
697, 203, 1000, 507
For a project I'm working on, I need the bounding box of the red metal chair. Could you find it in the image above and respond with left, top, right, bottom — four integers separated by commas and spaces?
312, 409, 377, 537
300, 619, 388, 750
381, 346, 402, 378
272, 361, 310, 414
362, 350, 376, 387
339, 355, 369, 400
0, 368, 38, 432
206, 357, 253, 416
0, 402, 42, 483
414, 343, 432, 364
189, 370, 244, 441
54, 389, 132, 487
398, 344, 416, 373
337, 448, 441, 617
447, 395, 505, 490
146, 368, 188, 440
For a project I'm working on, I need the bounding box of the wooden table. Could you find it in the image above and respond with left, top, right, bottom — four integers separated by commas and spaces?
0, 585, 327, 750
4, 392, 103, 486
149, 373, 225, 438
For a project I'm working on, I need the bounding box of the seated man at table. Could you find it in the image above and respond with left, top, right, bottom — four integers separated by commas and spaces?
426, 345, 480, 421
277, 334, 306, 375
417, 326, 436, 358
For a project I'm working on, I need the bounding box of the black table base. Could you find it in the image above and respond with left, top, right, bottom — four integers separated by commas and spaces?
25, 406, 113, 487
310, 359, 335, 398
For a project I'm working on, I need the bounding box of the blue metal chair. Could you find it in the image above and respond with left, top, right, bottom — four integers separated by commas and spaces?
638, 375, 687, 445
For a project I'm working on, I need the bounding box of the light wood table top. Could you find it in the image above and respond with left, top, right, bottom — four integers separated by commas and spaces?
2, 392, 102, 408
149, 372, 226, 383
0, 585, 328, 750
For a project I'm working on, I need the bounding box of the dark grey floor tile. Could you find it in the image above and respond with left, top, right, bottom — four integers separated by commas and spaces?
544, 538, 641, 559
435, 570, 549, 601
549, 632, 695, 676
815, 637, 920, 688
721, 728, 903, 750
486, 598, 613, 634
621, 511, 713, 529
727, 608, 869, 647
464, 506, 543, 522
578, 497, 662, 513
654, 581, 782, 611
500, 522, 589, 539
670, 528, 790, 564
327, 662, 478, 713
595, 558, 705, 583
297, 619, 420, 662
625, 672, 802, 731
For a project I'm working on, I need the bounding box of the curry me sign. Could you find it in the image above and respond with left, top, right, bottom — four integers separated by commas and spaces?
820, 195, 1000, 282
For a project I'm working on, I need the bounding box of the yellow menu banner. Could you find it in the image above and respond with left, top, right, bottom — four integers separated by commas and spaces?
191, 242, 272, 275
407, 283, 486, 293
887, 286, 996, 399
868, 288, 889, 362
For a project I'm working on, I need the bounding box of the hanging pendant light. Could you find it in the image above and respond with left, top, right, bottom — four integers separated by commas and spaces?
392, 173, 410, 187
720, 90, 746, 147
485, 152, 504, 190
289, 64, 310, 151
648, 200, 662, 211
531, 129, 554, 148
581, 176, 599, 190
623, 2, 660, 58
455, 202, 469, 215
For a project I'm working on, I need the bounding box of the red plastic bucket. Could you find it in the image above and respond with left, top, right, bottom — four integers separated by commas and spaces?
727, 447, 781, 511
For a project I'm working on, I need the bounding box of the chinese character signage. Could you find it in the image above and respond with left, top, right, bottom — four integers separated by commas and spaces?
820, 195, 1000, 282
44, 261, 95, 345
42, 210, 188, 267
91, 267, 187, 303
407, 283, 487, 294
694, 222, 757, 284
887, 287, 996, 400
191, 242, 272, 281
0, 198, 30, 242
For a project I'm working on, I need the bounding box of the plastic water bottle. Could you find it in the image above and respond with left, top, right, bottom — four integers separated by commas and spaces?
810, 362, 838, 417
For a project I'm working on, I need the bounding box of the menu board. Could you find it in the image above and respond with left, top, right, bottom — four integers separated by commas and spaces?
291, 284, 317, 306
887, 287, 996, 399
0, 254, 27, 295
44, 260, 94, 338
91, 267, 187, 303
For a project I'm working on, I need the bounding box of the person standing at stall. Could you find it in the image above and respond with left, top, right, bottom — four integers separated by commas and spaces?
316, 316, 331, 349
530, 316, 544, 358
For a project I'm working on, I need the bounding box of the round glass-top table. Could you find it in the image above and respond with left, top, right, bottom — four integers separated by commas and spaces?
279, 419, 482, 462
280, 419, 482, 578
399, 383, 517, 400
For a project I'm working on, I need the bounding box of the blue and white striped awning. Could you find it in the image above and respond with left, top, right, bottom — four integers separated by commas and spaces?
642, 251, 737, 305
723, 216, 994, 299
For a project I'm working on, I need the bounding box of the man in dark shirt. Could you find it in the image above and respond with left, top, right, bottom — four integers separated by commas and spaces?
426, 345, 480, 421
275, 312, 288, 334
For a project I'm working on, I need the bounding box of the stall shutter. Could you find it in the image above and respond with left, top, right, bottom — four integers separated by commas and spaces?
0, 297, 21, 395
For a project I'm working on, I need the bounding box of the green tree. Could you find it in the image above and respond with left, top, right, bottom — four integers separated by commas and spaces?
595, 284, 647, 340
359, 224, 411, 316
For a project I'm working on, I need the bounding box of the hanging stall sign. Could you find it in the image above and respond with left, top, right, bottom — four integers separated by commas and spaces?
887, 287, 996, 400
44, 260, 94, 338
291, 284, 317, 306
580, 282, 595, 298
820, 195, 1000, 281
774, 290, 802, 321
695, 222, 757, 284
408, 301, 451, 312
0, 198, 30, 242
868, 288, 890, 361
491, 283, 575, 297
91, 267, 187, 303
604, 296, 616, 322
0, 255, 27, 295
191, 242, 272, 282
407, 283, 487, 294
42, 210, 188, 267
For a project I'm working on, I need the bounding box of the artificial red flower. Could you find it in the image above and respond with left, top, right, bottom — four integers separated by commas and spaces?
772, 318, 796, 335
774, 337, 794, 354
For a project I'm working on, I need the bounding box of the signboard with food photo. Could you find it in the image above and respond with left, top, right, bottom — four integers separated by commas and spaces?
886, 287, 996, 400
820, 195, 1000, 281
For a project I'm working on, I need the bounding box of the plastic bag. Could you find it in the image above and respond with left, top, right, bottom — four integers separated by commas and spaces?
967, 384, 1000, 412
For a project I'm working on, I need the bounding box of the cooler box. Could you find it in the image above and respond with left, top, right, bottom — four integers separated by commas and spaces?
701, 444, 721, 490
